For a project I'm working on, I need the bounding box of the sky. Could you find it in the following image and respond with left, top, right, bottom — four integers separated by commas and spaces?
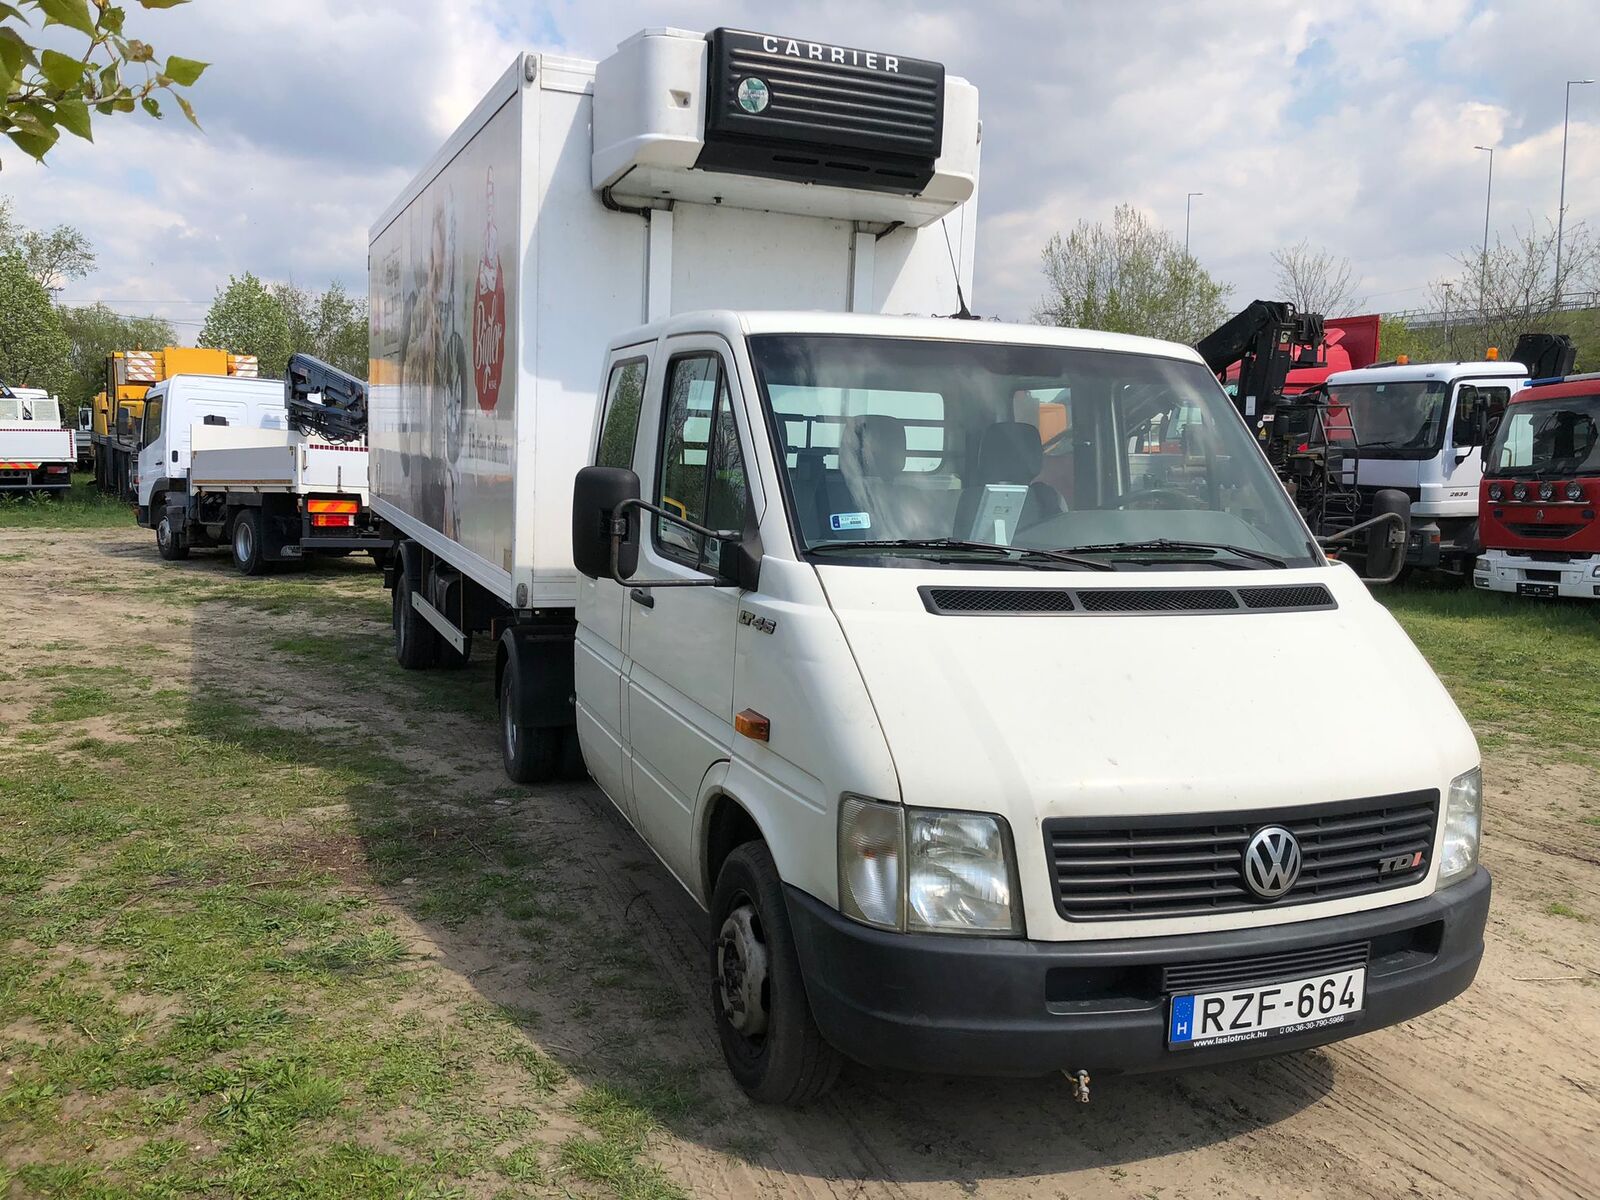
6, 0, 1599, 337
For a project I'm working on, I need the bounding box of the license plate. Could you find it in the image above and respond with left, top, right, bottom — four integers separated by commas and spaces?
1517, 582, 1558, 597
1168, 967, 1365, 1049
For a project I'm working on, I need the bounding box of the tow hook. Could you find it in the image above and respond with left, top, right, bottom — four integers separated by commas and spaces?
1064, 1068, 1091, 1103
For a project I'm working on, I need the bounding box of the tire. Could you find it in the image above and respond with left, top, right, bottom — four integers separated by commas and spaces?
499, 654, 559, 783
155, 510, 189, 561
393, 561, 439, 670
711, 841, 842, 1106
559, 727, 588, 781
231, 509, 268, 576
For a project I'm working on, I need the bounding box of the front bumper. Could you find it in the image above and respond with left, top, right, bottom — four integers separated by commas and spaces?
786, 866, 1489, 1077
1475, 551, 1600, 599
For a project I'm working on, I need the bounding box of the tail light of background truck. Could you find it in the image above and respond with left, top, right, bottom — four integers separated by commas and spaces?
308, 498, 359, 528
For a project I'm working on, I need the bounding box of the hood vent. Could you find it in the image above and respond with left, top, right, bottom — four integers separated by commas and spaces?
919, 583, 1334, 616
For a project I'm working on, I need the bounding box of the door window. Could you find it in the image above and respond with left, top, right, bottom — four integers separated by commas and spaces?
141, 397, 164, 449
655, 354, 748, 570
597, 358, 648, 469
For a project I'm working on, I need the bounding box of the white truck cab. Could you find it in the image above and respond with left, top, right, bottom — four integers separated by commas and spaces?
563, 311, 1490, 1102
1325, 359, 1528, 571
0, 389, 75, 495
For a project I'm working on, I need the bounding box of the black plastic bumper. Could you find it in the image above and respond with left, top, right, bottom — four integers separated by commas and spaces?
786, 867, 1489, 1077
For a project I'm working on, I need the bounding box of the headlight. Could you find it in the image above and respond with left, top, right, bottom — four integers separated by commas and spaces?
906, 810, 1017, 934
838, 797, 1020, 935
1474, 556, 1490, 573
838, 796, 902, 929
1438, 768, 1482, 887
1512, 483, 1528, 501
1567, 481, 1584, 501
1539, 481, 1556, 501
1487, 483, 1502, 501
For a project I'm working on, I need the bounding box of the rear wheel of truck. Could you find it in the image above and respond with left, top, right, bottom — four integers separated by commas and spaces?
232, 510, 268, 576
499, 656, 559, 783
155, 511, 189, 561
711, 841, 842, 1106
393, 564, 439, 670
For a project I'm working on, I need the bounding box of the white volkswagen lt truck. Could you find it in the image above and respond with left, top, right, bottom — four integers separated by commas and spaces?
561, 311, 1489, 1104
369, 25, 1488, 1106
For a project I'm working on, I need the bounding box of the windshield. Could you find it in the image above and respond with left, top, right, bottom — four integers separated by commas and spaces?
748, 335, 1319, 569
1325, 380, 1448, 456
1487, 394, 1600, 477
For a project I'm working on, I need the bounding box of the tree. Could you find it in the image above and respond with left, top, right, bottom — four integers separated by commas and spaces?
270, 281, 368, 377
56, 300, 173, 403
21, 223, 95, 291
0, 192, 96, 290
1430, 218, 1600, 358
2, 0, 207, 168
1034, 204, 1233, 344
1375, 316, 1446, 364
198, 273, 293, 377
1270, 240, 1365, 316
0, 252, 69, 390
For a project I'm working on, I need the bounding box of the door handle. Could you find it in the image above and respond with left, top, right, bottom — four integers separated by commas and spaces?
630, 588, 655, 608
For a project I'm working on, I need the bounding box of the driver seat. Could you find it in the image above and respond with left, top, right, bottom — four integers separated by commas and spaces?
952, 422, 1064, 541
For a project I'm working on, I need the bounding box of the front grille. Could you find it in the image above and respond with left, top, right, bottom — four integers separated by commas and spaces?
1509, 523, 1581, 540
1043, 791, 1439, 921
1076, 588, 1236, 613
919, 583, 1337, 616
922, 587, 1074, 614
1238, 584, 1335, 610
1162, 940, 1370, 994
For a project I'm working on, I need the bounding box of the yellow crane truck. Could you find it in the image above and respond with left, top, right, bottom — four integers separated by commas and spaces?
91, 348, 259, 498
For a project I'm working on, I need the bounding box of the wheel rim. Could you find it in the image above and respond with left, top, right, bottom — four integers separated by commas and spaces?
234, 519, 253, 563
502, 677, 518, 758
157, 518, 172, 552
715, 900, 770, 1040
397, 586, 410, 655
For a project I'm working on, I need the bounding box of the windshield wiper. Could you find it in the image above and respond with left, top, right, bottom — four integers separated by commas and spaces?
1066, 538, 1288, 568
808, 538, 1114, 571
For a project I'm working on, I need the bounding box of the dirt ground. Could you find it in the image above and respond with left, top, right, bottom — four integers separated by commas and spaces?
5, 525, 1599, 1199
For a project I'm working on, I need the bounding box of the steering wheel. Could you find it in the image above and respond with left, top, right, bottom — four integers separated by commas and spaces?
1114, 488, 1201, 510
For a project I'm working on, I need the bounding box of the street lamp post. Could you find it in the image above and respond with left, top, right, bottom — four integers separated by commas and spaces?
1474, 145, 1494, 334
1556, 78, 1595, 306
1185, 192, 1203, 256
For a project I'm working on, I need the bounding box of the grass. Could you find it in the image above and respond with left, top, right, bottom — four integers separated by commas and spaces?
1545, 901, 1590, 922
1380, 582, 1600, 764
0, 553, 699, 1197
0, 471, 134, 530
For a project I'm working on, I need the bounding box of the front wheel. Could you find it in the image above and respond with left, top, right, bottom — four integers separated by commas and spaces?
156, 511, 189, 561
711, 841, 842, 1106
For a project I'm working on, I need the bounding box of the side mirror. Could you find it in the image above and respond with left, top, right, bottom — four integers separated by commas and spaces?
1364, 488, 1411, 584
716, 534, 762, 592
572, 465, 641, 581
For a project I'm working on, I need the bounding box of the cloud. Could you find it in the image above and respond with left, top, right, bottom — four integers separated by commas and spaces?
5, 0, 1597, 336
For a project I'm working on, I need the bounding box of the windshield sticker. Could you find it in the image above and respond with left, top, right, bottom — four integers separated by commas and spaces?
830, 512, 871, 531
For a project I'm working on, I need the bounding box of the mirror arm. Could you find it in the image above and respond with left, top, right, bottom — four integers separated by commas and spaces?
607, 497, 742, 588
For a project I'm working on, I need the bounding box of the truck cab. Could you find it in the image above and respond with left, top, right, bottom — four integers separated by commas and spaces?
1474, 372, 1600, 598
1324, 359, 1527, 572
0, 389, 75, 495
566, 310, 1490, 1103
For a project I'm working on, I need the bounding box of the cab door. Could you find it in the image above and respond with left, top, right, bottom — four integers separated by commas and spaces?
623, 338, 752, 886
574, 352, 651, 820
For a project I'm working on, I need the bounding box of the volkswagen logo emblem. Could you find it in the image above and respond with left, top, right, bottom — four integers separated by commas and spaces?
1243, 826, 1302, 899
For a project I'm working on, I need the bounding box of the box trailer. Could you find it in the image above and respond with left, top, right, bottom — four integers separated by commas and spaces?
368, 25, 980, 626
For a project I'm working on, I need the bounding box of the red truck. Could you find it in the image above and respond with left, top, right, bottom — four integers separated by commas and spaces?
1473, 372, 1600, 598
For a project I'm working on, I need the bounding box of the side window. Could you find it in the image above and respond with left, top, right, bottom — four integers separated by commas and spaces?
141, 397, 163, 449
596, 358, 647, 469
655, 354, 748, 569
1453, 385, 1480, 448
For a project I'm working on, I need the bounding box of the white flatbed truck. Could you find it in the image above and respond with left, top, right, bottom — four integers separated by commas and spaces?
136, 373, 386, 572
0, 389, 75, 496
370, 25, 1488, 1106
